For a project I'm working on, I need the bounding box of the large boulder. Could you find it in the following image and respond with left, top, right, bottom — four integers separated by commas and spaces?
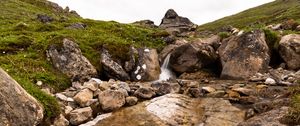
218, 30, 270, 79
238, 107, 289, 126
47, 38, 97, 82
0, 68, 44, 126
279, 34, 300, 70
169, 42, 218, 74
89, 94, 245, 126
131, 48, 161, 81
159, 9, 196, 35
98, 90, 126, 112
101, 49, 130, 81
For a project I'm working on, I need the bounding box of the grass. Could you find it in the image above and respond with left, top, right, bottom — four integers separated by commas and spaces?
282, 85, 300, 125
0, 0, 166, 123
197, 0, 300, 33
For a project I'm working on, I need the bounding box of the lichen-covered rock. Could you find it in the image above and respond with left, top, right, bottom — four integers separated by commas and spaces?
0, 68, 44, 126
101, 48, 130, 81
218, 30, 270, 79
69, 107, 93, 125
98, 90, 126, 112
279, 34, 300, 70
73, 89, 94, 107
47, 38, 97, 82
131, 48, 161, 81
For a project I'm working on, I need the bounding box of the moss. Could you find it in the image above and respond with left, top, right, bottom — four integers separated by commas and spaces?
263, 29, 280, 50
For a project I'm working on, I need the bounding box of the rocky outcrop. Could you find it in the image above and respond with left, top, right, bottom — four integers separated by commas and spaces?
169, 42, 218, 74
131, 48, 161, 81
47, 38, 97, 82
133, 20, 157, 28
159, 9, 196, 35
89, 94, 245, 126
279, 34, 300, 70
101, 49, 130, 81
0, 68, 44, 126
238, 107, 289, 126
218, 30, 270, 79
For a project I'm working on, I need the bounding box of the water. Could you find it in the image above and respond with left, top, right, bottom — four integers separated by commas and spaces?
158, 54, 175, 81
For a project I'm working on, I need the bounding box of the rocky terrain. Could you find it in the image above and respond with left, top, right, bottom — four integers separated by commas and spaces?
0, 0, 300, 126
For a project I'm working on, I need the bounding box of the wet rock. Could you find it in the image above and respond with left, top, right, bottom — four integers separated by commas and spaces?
169, 42, 218, 74
151, 82, 180, 96
126, 96, 138, 106
279, 34, 300, 70
101, 48, 130, 81
124, 46, 137, 73
188, 87, 202, 98
207, 91, 226, 98
232, 88, 254, 96
159, 9, 196, 35
73, 89, 93, 107
253, 98, 290, 114
37, 14, 54, 23
69, 107, 93, 125
179, 70, 216, 80
0, 68, 44, 126
134, 87, 156, 99
47, 38, 97, 82
218, 30, 270, 79
131, 48, 161, 81
91, 94, 245, 126
53, 114, 69, 126
98, 90, 125, 112
238, 107, 289, 126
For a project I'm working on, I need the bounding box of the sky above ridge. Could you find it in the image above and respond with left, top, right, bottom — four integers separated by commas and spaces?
49, 0, 274, 25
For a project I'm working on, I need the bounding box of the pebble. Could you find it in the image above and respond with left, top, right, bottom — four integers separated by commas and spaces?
264, 78, 276, 85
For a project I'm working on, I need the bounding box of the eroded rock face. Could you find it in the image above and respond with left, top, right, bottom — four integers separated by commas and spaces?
218, 30, 270, 79
98, 90, 126, 112
169, 42, 218, 74
0, 68, 44, 126
131, 48, 161, 81
279, 34, 300, 70
159, 9, 196, 35
91, 94, 245, 126
238, 107, 289, 126
101, 49, 130, 81
47, 38, 97, 82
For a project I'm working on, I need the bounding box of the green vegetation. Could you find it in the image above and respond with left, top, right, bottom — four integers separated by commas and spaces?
0, 0, 165, 122
282, 85, 300, 125
197, 0, 300, 33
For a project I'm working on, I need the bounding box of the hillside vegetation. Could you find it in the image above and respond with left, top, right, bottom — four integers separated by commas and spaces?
197, 0, 300, 33
0, 0, 166, 122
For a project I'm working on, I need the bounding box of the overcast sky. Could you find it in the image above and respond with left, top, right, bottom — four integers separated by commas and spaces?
49, 0, 274, 25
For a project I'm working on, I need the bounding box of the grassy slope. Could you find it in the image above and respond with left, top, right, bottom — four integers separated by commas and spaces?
0, 0, 166, 122
197, 0, 300, 33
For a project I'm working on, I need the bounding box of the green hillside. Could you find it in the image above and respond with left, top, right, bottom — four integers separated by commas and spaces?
0, 0, 166, 122
197, 0, 300, 32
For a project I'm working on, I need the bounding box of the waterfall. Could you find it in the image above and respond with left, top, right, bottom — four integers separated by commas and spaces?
158, 53, 175, 81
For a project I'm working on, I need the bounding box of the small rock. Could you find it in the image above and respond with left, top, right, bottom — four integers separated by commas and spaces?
73, 89, 93, 107
207, 91, 226, 98
256, 85, 268, 90
72, 82, 82, 89
265, 78, 276, 85
53, 114, 69, 126
83, 81, 98, 91
65, 106, 73, 115
188, 88, 202, 98
69, 107, 93, 125
232, 88, 254, 96
126, 96, 138, 106
98, 81, 111, 91
98, 90, 126, 112
151, 82, 180, 96
134, 87, 156, 99
201, 87, 216, 93
36, 81, 43, 86
55, 93, 68, 101
66, 97, 74, 102
85, 99, 98, 106
245, 109, 255, 119
227, 90, 240, 99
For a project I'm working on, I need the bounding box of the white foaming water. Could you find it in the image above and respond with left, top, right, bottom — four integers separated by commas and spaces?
158, 54, 175, 81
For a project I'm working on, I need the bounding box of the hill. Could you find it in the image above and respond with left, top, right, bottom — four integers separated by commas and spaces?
197, 0, 300, 33
0, 0, 166, 123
